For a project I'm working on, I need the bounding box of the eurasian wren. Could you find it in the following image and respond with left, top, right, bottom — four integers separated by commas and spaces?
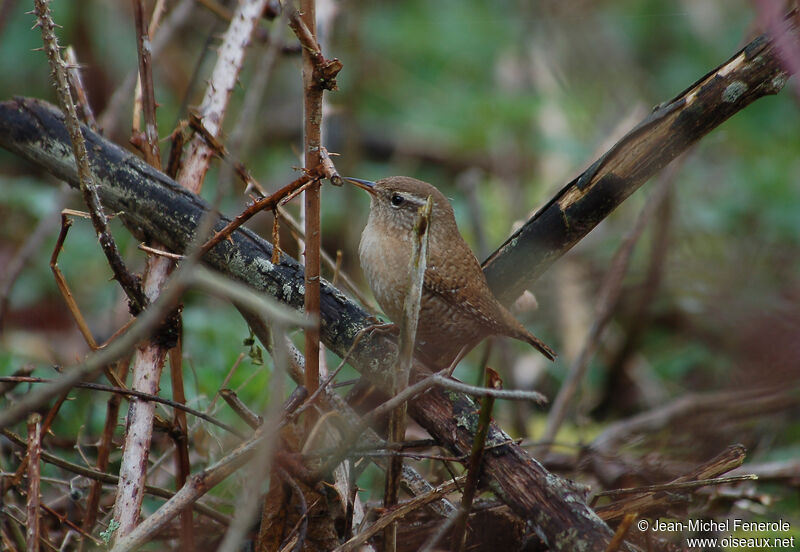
349, 176, 555, 368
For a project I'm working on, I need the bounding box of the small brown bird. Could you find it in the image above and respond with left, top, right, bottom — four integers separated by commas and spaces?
348, 176, 555, 369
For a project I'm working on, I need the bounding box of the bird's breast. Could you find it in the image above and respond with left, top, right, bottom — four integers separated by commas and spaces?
359, 222, 411, 323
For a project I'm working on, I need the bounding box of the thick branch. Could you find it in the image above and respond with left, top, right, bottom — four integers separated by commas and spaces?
482, 14, 795, 304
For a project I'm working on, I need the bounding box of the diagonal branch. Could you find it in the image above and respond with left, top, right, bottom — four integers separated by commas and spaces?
482, 11, 797, 304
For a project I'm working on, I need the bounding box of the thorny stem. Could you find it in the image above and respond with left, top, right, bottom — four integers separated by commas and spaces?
32, 0, 146, 314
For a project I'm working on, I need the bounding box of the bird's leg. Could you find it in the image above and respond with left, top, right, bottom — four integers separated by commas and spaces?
445, 343, 472, 378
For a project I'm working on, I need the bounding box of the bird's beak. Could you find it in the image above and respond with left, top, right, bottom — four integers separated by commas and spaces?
345, 177, 377, 195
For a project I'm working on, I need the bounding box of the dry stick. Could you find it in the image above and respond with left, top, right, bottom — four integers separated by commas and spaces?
451, 369, 501, 552
33, 3, 158, 538
26, 414, 42, 552
187, 112, 267, 196
384, 196, 432, 552
540, 159, 682, 448
40, 503, 102, 546
32, 0, 146, 315
0, 429, 230, 527
120, 0, 268, 540
63, 46, 97, 130
595, 444, 748, 521
100, 0, 194, 135
595, 475, 758, 499
334, 475, 467, 552
1, 390, 68, 499
219, 388, 263, 429
223, 11, 287, 188
0, 257, 191, 434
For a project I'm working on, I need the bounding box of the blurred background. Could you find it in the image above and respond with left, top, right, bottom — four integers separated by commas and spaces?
1, 0, 799, 546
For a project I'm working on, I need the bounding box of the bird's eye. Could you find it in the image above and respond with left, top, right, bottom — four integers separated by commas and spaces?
390, 194, 404, 207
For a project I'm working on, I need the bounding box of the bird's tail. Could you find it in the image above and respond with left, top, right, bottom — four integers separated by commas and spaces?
522, 331, 557, 361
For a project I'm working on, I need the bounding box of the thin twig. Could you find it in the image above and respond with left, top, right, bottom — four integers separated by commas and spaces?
334, 475, 466, 552
198, 172, 317, 256
594, 475, 758, 499
49, 214, 98, 349
0, 376, 242, 436
604, 513, 637, 552
219, 388, 262, 429
595, 444, 748, 521
188, 111, 267, 196
111, 424, 268, 552
451, 368, 501, 552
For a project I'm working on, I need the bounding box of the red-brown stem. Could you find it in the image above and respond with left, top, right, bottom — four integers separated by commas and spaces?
300, 0, 322, 417
50, 214, 98, 349
198, 172, 315, 256
26, 414, 42, 552
169, 339, 194, 551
